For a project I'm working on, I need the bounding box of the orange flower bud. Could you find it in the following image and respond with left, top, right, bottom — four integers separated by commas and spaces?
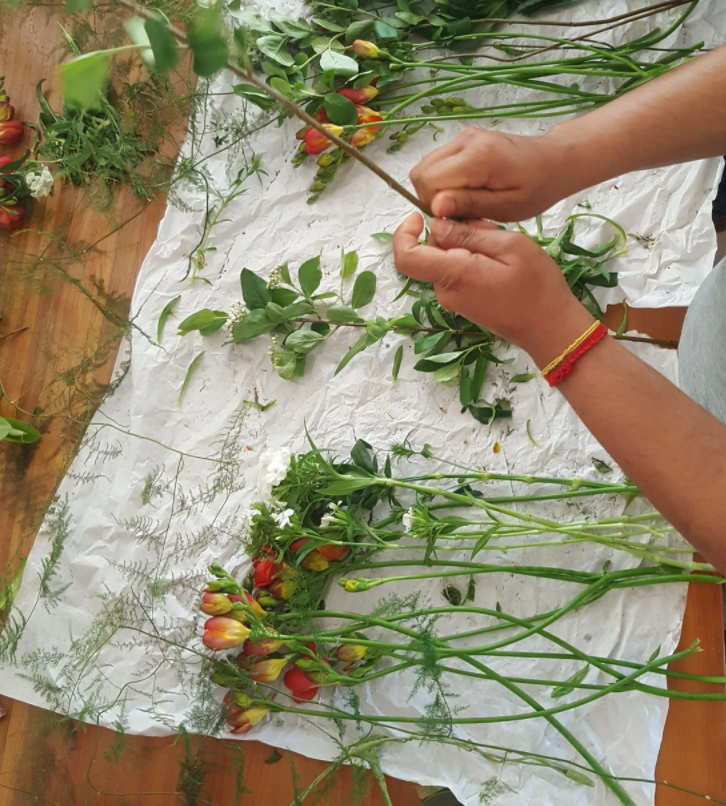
200, 591, 234, 616
337, 644, 367, 665
225, 702, 269, 734
301, 549, 329, 572
355, 105, 383, 131
202, 616, 251, 650
0, 101, 15, 122
338, 86, 379, 104
350, 129, 377, 148
251, 657, 288, 683
304, 124, 344, 155
242, 627, 285, 656
352, 40, 379, 59
0, 119, 23, 145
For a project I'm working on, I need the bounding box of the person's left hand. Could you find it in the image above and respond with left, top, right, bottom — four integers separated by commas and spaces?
393, 213, 595, 369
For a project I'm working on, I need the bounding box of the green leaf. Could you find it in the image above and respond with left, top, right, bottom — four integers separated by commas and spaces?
326, 305, 363, 324
281, 300, 315, 319
257, 35, 295, 67
351, 438, 377, 473
244, 398, 276, 411
312, 16, 347, 32
442, 584, 462, 606
345, 19, 374, 43
552, 666, 589, 699
511, 372, 536, 383
592, 458, 612, 474
414, 351, 465, 372
59, 51, 109, 109
228, 8, 272, 32
335, 332, 373, 375
324, 92, 358, 126
265, 748, 283, 764
157, 294, 181, 343
396, 10, 425, 24
188, 5, 229, 77
459, 364, 472, 407
65, 0, 92, 9
285, 328, 326, 354
178, 309, 228, 337
311, 36, 345, 55
365, 316, 390, 340
0, 418, 11, 441
241, 268, 272, 309
392, 344, 403, 381
232, 310, 275, 342
350, 270, 376, 309
319, 49, 359, 77
298, 256, 322, 296
269, 11, 310, 39
0, 555, 27, 614
270, 76, 295, 99
0, 417, 41, 444
371, 232, 393, 242
414, 330, 448, 355
470, 352, 488, 403
469, 399, 512, 426
526, 419, 541, 446
270, 287, 299, 307
145, 17, 180, 72
616, 301, 629, 337
434, 360, 461, 383
341, 249, 359, 278
275, 350, 305, 380
233, 83, 275, 111
265, 301, 286, 324
374, 19, 399, 39
178, 352, 204, 409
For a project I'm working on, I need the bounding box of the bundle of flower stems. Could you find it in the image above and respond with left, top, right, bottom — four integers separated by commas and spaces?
197, 439, 725, 806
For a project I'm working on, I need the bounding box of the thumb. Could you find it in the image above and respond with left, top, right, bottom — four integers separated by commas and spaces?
430, 218, 516, 259
432, 188, 512, 221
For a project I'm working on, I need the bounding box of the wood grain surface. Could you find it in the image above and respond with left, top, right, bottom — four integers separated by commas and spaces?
0, 6, 723, 806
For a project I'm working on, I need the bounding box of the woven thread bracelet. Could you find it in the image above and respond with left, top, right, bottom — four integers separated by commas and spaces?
542, 322, 609, 387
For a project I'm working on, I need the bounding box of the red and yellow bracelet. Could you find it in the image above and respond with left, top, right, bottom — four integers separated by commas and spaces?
541, 322, 608, 387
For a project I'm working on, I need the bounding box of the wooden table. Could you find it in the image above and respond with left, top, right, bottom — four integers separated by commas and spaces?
0, 7, 724, 806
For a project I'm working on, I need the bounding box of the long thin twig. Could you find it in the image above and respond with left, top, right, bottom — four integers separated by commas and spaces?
0, 326, 29, 342
115, 0, 431, 216
297, 317, 678, 348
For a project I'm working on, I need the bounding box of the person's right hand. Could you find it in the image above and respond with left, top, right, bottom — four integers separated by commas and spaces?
409, 128, 577, 223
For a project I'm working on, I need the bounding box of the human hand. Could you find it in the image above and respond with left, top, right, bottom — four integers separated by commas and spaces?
409, 128, 577, 223
393, 213, 596, 368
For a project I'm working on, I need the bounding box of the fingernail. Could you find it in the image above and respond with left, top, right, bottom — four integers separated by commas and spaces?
433, 195, 455, 218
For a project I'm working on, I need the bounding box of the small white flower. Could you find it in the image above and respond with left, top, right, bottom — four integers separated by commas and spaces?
257, 448, 292, 504
320, 501, 339, 529
26, 166, 53, 199
272, 508, 294, 529
402, 508, 413, 531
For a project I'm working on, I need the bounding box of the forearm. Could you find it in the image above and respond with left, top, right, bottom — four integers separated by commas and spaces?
545, 44, 726, 194
532, 335, 726, 573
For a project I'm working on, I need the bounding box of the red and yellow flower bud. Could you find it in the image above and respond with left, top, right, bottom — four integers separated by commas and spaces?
318, 543, 348, 562
269, 564, 298, 600
283, 665, 319, 702
242, 627, 285, 656
0, 204, 25, 232
0, 119, 23, 145
202, 616, 251, 651
250, 657, 288, 683
301, 549, 329, 572
304, 124, 344, 155
224, 701, 270, 734
253, 559, 279, 588
350, 130, 377, 148
355, 105, 383, 130
337, 643, 367, 671
338, 86, 379, 104
0, 102, 15, 122
200, 591, 234, 616
352, 40, 379, 59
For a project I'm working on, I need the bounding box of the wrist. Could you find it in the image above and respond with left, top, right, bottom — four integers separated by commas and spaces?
521, 303, 598, 371
541, 122, 615, 198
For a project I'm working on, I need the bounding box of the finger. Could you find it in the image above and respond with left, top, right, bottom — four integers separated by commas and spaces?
430, 218, 524, 260
432, 187, 519, 220
428, 217, 497, 248
409, 136, 468, 200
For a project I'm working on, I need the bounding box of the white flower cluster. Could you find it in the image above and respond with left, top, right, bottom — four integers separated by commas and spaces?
272, 508, 294, 529
26, 166, 53, 199
319, 502, 339, 529
402, 508, 413, 531
256, 448, 292, 505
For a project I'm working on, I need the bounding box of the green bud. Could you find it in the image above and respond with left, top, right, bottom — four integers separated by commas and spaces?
205, 580, 225, 592
317, 153, 334, 167
451, 106, 466, 115
431, 97, 445, 108
208, 563, 227, 578
397, 132, 408, 143
310, 180, 326, 193
420, 105, 435, 115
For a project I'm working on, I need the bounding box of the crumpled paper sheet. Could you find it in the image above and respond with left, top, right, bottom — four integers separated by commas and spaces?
2, 2, 724, 805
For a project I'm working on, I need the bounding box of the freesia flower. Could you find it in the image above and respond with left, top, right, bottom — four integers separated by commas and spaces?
301, 549, 329, 572
242, 627, 285, 656
352, 40, 379, 59
318, 543, 347, 561
0, 101, 14, 121
337, 643, 367, 671
203, 616, 251, 650
224, 699, 270, 734
338, 86, 379, 104
355, 106, 383, 130
304, 124, 344, 155
269, 565, 297, 600
251, 657, 288, 682
350, 129, 376, 148
25, 166, 53, 199
0, 119, 23, 145
0, 204, 25, 232
200, 591, 235, 616
253, 558, 278, 588
284, 665, 319, 702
